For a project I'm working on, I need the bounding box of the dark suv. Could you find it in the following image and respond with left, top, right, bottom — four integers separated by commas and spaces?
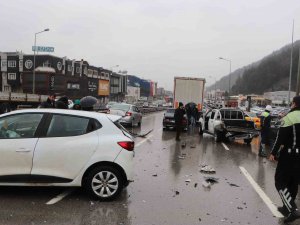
162, 108, 187, 130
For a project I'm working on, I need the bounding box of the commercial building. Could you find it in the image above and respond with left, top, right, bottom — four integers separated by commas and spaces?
264, 91, 296, 105
0, 51, 128, 105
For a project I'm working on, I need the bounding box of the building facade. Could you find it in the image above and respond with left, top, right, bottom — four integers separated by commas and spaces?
0, 52, 116, 104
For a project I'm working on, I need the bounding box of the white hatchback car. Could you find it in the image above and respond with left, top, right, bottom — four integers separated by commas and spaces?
0, 109, 134, 200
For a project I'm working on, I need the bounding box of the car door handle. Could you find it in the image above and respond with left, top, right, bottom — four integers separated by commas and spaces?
16, 148, 31, 152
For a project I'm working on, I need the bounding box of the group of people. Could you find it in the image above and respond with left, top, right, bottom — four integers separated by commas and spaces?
39, 94, 88, 111
174, 102, 198, 141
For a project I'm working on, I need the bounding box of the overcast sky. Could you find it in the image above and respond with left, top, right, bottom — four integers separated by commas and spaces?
1, 0, 300, 90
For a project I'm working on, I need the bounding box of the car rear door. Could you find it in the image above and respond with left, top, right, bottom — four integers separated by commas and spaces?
31, 114, 100, 182
208, 110, 216, 133
0, 113, 44, 181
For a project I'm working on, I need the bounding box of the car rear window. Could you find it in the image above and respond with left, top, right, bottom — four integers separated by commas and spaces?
166, 109, 175, 113
110, 104, 131, 111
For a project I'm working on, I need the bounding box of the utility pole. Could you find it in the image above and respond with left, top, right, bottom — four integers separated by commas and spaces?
288, 20, 294, 103
297, 47, 300, 96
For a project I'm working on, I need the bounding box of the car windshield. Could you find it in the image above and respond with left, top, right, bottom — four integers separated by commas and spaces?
110, 104, 131, 111
245, 112, 257, 117
107, 102, 117, 106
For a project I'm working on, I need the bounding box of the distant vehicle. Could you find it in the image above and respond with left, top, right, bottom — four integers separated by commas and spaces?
162, 108, 187, 130
199, 108, 258, 144
0, 91, 49, 110
106, 101, 117, 109
143, 102, 149, 107
108, 103, 142, 127
173, 77, 205, 112
0, 109, 134, 200
244, 111, 261, 130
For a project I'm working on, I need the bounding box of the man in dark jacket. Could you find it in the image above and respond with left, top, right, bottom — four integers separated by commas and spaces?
269, 96, 300, 223
259, 105, 272, 157
39, 94, 56, 108
174, 102, 185, 141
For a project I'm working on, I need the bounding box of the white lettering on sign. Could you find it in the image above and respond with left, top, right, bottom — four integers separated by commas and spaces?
32, 46, 55, 52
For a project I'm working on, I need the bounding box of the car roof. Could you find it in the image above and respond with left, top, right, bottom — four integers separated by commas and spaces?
0, 109, 120, 121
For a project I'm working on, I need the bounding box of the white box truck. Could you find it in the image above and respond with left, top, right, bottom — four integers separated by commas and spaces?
173, 77, 205, 111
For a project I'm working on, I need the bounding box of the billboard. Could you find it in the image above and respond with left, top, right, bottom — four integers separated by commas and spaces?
98, 80, 109, 96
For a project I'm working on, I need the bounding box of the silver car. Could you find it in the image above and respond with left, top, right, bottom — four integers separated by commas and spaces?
108, 103, 142, 127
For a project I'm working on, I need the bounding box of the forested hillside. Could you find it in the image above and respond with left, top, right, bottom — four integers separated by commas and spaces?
209, 40, 300, 95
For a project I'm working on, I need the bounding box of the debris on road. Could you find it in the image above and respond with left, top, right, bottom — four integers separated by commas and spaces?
204, 177, 219, 183
129, 129, 153, 138
200, 165, 216, 173
181, 142, 186, 148
228, 183, 240, 187
202, 181, 211, 188
185, 178, 191, 183
152, 174, 158, 177
194, 183, 198, 188
190, 144, 196, 148
175, 191, 180, 195
178, 155, 185, 159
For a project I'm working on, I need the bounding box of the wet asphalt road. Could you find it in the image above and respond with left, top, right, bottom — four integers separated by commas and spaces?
0, 111, 299, 225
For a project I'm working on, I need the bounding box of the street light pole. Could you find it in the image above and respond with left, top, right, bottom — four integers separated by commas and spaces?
288, 20, 294, 104
219, 57, 232, 96
33, 28, 49, 94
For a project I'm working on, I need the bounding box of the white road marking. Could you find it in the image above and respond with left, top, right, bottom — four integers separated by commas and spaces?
222, 142, 230, 151
136, 134, 153, 147
239, 166, 284, 218
46, 188, 75, 205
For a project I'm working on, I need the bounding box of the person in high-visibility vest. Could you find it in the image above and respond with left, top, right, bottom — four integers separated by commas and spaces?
258, 105, 272, 157
269, 96, 300, 223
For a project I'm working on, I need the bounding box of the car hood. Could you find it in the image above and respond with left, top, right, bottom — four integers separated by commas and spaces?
106, 114, 122, 122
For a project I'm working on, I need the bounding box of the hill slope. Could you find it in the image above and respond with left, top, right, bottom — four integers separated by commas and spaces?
208, 40, 300, 95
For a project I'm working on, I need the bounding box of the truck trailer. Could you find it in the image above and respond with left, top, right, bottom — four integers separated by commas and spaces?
173, 77, 205, 111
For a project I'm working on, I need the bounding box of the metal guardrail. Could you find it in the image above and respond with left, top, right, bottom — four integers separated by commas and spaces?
97, 106, 168, 114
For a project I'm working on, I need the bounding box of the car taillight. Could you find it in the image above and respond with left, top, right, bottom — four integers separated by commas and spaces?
125, 112, 132, 116
118, 141, 134, 151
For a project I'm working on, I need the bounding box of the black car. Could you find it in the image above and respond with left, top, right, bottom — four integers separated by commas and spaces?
162, 108, 188, 130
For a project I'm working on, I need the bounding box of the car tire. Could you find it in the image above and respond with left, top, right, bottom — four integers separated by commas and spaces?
84, 165, 124, 201
244, 138, 252, 145
214, 130, 223, 142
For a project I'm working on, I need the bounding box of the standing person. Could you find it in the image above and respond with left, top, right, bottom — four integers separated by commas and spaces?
174, 102, 185, 141
191, 104, 198, 127
258, 105, 272, 157
269, 96, 300, 223
39, 94, 56, 108
55, 96, 69, 109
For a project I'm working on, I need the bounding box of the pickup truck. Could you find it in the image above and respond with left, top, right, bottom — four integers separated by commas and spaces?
199, 108, 258, 144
